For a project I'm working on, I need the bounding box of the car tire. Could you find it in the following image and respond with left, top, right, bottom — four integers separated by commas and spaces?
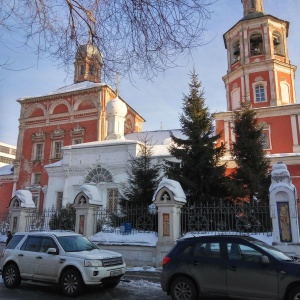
60, 269, 83, 297
102, 280, 121, 289
288, 286, 300, 300
170, 277, 197, 300
3, 263, 21, 289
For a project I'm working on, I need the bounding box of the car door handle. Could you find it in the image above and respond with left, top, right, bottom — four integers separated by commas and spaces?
60, 258, 66, 263
193, 261, 200, 266
36, 256, 43, 259
18, 254, 24, 257
229, 266, 237, 271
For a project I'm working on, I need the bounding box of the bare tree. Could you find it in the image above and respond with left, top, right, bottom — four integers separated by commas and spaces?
1, 0, 215, 80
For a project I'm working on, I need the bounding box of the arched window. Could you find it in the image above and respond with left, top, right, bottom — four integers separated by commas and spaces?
84, 165, 113, 183
273, 32, 283, 55
250, 32, 263, 56
231, 88, 241, 110
232, 40, 240, 64
280, 82, 290, 104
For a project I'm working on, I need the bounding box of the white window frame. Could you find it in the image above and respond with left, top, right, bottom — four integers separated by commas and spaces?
32, 173, 41, 185
33, 143, 44, 161
51, 140, 63, 159
252, 81, 268, 103
107, 189, 119, 210
73, 138, 83, 145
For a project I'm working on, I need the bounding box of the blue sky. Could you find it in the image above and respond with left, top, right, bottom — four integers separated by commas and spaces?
1, 0, 299, 146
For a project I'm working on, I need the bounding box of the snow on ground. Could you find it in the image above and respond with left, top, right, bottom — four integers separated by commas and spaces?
0, 231, 273, 246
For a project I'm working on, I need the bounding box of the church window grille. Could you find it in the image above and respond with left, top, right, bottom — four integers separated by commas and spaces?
107, 189, 119, 210
53, 141, 63, 159
260, 131, 270, 150
56, 192, 63, 208
35, 143, 44, 160
85, 166, 113, 184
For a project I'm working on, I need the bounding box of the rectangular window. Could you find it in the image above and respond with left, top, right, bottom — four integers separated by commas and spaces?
54, 141, 62, 159
73, 139, 82, 145
35, 143, 44, 160
32, 173, 41, 185
260, 131, 270, 150
56, 192, 63, 208
255, 85, 265, 102
107, 189, 119, 210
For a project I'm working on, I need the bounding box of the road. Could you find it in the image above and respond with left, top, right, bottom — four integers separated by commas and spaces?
0, 271, 170, 300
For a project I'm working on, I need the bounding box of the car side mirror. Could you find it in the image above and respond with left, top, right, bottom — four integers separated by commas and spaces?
261, 255, 270, 265
47, 248, 58, 255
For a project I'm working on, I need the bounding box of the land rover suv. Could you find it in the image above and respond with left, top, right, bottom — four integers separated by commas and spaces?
0, 231, 126, 296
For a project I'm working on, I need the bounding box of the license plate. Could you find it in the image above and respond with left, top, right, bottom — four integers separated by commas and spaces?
110, 269, 122, 277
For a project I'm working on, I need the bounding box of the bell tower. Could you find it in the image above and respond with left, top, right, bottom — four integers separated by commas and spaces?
74, 43, 103, 83
222, 0, 297, 111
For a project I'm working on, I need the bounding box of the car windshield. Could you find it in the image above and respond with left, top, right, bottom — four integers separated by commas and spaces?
57, 235, 99, 252
252, 240, 293, 261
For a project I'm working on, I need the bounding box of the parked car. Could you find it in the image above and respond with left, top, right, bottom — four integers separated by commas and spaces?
161, 235, 300, 300
0, 231, 126, 296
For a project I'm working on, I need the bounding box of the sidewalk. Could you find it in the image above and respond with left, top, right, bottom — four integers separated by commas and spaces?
123, 267, 162, 283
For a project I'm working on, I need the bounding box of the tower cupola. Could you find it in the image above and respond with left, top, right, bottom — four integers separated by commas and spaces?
74, 43, 103, 83
241, 0, 264, 17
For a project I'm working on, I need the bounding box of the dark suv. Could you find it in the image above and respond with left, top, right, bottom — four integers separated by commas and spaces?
161, 235, 300, 300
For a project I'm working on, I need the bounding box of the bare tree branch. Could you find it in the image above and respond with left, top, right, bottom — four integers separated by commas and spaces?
0, 0, 216, 80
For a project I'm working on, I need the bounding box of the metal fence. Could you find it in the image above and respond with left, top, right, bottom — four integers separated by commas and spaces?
93, 205, 158, 235
180, 201, 272, 236
0, 212, 10, 234
24, 207, 76, 232
0, 201, 272, 236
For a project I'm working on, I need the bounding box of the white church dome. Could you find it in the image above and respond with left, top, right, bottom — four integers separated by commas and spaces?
106, 96, 127, 117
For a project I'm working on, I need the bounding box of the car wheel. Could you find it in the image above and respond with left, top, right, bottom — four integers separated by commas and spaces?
288, 286, 300, 300
102, 280, 121, 289
170, 277, 197, 300
3, 264, 21, 289
60, 269, 83, 297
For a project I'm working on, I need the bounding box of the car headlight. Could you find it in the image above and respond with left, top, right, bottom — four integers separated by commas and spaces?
84, 259, 103, 267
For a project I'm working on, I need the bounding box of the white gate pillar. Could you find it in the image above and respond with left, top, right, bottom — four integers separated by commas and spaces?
269, 162, 300, 255
153, 178, 186, 267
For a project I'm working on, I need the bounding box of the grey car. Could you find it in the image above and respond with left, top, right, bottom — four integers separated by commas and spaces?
0, 231, 126, 297
161, 235, 300, 300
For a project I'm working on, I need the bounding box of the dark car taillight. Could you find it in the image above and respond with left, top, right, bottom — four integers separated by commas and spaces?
162, 256, 171, 265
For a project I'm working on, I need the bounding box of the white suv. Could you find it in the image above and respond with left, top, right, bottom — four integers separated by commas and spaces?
0, 231, 126, 296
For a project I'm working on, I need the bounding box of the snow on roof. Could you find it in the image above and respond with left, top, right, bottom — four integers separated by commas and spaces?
13, 190, 36, 208
125, 129, 185, 145
18, 81, 106, 100
44, 160, 63, 169
153, 178, 186, 203
78, 184, 102, 205
0, 164, 14, 176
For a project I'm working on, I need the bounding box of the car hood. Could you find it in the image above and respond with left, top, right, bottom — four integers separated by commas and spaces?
64, 249, 122, 259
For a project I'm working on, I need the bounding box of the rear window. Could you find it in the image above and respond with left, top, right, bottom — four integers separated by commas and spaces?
6, 235, 25, 249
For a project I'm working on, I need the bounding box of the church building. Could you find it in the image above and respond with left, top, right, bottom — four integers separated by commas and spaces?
214, 0, 300, 192
2, 43, 144, 211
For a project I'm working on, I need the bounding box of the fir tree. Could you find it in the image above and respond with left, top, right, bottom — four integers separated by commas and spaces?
230, 100, 270, 203
165, 70, 228, 203
121, 135, 162, 206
